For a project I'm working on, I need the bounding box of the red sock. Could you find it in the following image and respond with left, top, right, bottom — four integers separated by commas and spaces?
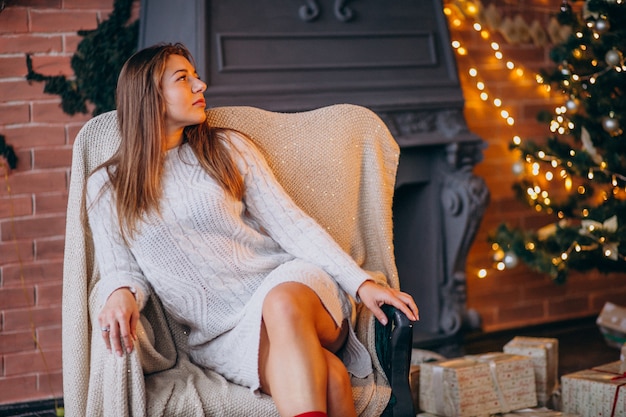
293, 412, 327, 417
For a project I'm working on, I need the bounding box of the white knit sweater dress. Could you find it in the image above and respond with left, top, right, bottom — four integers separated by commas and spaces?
86, 131, 374, 393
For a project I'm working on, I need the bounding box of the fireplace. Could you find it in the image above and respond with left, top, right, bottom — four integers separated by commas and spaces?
139, 0, 489, 347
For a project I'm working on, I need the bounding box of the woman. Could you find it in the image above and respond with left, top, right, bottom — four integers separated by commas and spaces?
88, 43, 419, 417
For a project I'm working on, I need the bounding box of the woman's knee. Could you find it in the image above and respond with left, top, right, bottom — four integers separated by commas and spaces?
262, 282, 313, 323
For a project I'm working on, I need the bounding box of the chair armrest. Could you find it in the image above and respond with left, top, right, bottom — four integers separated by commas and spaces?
376, 306, 415, 417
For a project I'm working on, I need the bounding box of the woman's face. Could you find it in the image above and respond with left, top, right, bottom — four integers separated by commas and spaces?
161, 54, 207, 136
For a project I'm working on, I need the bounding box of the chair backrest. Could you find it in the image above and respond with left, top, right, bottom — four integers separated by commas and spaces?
205, 105, 400, 286
62, 104, 400, 415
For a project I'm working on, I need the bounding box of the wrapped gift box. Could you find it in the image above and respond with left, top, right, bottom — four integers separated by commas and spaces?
597, 302, 626, 348
418, 410, 579, 417
410, 364, 420, 413
500, 408, 580, 416
419, 353, 536, 417
503, 336, 559, 406
561, 361, 626, 417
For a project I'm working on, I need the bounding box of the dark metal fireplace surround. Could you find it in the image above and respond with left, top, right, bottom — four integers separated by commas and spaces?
139, 0, 489, 349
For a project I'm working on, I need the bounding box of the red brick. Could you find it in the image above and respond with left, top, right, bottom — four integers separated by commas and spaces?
1, 125, 66, 148
39, 367, 63, 394
1, 214, 65, 240
591, 288, 626, 311
0, 80, 50, 103
0, 171, 66, 197
67, 122, 88, 144
0, 330, 35, 353
27, 54, 73, 77
38, 369, 63, 399
9, 149, 34, 172
34, 237, 64, 260
35, 282, 62, 306
0, 286, 35, 309
0, 375, 40, 404
0, 56, 29, 78
64, 0, 114, 9
30, 10, 99, 33
0, 9, 28, 35
33, 147, 72, 169
23, 0, 63, 6
35, 326, 62, 349
547, 295, 591, 317
64, 34, 83, 53
0, 34, 63, 56
0, 240, 34, 264
469, 287, 524, 308
0, 195, 33, 218
32, 101, 91, 124
496, 300, 546, 324
4, 348, 62, 376
34, 193, 67, 214
3, 305, 61, 331
0, 103, 30, 125
1, 259, 63, 286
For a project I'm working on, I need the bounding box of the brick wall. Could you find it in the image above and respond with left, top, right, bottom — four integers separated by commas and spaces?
0, 0, 127, 406
451, 0, 626, 332
1, 0, 625, 407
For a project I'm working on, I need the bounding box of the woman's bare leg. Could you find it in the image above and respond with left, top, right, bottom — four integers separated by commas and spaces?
258, 282, 356, 417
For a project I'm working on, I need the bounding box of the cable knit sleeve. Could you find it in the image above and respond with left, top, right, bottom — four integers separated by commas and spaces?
86, 169, 150, 310
229, 132, 371, 299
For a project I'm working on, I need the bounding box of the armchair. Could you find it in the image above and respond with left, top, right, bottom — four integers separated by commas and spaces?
62, 104, 414, 416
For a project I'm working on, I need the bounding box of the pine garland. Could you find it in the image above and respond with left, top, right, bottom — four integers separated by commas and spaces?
0, 134, 17, 170
25, 0, 138, 116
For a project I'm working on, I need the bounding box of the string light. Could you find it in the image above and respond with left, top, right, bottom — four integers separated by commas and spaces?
445, 0, 626, 279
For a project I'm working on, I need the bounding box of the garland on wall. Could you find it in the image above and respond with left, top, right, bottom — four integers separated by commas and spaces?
0, 134, 17, 172
25, 0, 138, 116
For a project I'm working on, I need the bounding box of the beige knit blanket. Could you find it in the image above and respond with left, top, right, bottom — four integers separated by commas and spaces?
62, 104, 400, 416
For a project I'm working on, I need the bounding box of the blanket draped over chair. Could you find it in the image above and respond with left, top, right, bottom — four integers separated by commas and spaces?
62, 104, 402, 416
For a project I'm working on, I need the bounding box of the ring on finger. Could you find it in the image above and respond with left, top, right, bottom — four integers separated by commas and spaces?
101, 326, 111, 332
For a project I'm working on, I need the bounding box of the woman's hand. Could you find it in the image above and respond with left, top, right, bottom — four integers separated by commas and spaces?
98, 287, 139, 356
357, 281, 419, 326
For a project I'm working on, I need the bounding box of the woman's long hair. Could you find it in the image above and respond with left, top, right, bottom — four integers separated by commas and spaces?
99, 43, 243, 240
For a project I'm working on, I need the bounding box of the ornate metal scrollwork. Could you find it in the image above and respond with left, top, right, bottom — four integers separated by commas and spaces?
298, 0, 355, 22
437, 142, 489, 335
299, 0, 321, 22
334, 0, 355, 22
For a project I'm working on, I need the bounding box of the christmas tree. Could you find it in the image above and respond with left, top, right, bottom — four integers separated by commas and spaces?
491, 0, 626, 282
